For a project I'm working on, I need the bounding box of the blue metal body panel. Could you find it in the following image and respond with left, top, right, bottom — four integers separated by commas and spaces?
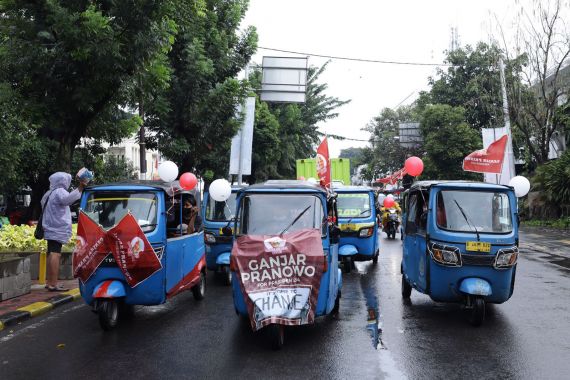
231, 185, 340, 318
92, 280, 126, 298
78, 185, 205, 306
202, 190, 238, 270
336, 188, 378, 260
401, 181, 518, 305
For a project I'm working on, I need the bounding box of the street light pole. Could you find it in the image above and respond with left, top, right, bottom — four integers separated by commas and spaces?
499, 57, 516, 182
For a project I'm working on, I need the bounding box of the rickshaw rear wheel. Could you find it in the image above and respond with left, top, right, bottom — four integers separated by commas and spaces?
332, 290, 341, 316
192, 271, 206, 300
220, 265, 232, 286
98, 299, 119, 331
401, 274, 412, 299
372, 253, 379, 265
469, 297, 485, 326
270, 324, 285, 350
342, 257, 352, 274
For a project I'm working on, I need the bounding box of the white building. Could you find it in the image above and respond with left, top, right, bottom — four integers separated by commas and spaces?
105, 136, 161, 180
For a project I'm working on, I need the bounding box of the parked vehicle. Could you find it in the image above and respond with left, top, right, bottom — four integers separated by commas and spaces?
335, 186, 379, 273
296, 158, 351, 185
202, 186, 242, 285
229, 180, 342, 349
78, 181, 206, 330
401, 181, 519, 326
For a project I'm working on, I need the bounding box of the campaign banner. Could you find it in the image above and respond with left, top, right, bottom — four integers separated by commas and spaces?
231, 229, 325, 331
106, 213, 162, 287
73, 211, 108, 283
463, 134, 508, 174
316, 137, 331, 188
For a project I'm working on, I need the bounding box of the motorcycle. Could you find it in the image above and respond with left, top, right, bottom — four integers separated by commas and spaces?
385, 209, 399, 239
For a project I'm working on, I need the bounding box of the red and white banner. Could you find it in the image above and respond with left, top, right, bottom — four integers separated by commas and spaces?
106, 213, 162, 288
316, 137, 331, 188
73, 212, 108, 283
463, 134, 508, 174
231, 229, 325, 331
377, 167, 407, 185
73, 212, 162, 287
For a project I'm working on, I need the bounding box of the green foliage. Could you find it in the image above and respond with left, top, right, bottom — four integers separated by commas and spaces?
0, 224, 76, 252
248, 62, 350, 182
339, 147, 366, 175
420, 105, 482, 180
522, 218, 570, 229
146, 0, 257, 180
533, 149, 570, 205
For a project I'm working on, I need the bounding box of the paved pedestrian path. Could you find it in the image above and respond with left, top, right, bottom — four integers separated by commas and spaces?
0, 279, 78, 316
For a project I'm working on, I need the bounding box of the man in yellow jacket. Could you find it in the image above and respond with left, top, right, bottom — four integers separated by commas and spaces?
381, 201, 401, 230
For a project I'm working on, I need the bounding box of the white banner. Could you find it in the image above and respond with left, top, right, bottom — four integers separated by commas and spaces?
481, 127, 515, 185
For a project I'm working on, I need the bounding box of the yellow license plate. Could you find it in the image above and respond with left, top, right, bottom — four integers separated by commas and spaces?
466, 241, 491, 252
340, 223, 357, 231
219, 227, 233, 234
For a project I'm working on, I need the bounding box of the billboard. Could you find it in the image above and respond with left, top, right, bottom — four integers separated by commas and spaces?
261, 57, 308, 103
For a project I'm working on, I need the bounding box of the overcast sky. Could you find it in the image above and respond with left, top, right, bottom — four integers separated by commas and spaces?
241, 0, 532, 156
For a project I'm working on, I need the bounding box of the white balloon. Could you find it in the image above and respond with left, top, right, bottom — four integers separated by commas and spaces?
210, 179, 232, 202
508, 176, 531, 197
307, 177, 318, 184
377, 194, 386, 204
158, 161, 178, 182
387, 194, 394, 199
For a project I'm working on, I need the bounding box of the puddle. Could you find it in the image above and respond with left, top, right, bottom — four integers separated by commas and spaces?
362, 283, 385, 350
548, 258, 570, 270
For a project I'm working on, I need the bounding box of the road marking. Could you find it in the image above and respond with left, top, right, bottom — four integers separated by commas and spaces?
0, 304, 85, 344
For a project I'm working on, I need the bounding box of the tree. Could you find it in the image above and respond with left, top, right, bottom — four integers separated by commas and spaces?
500, 0, 570, 164
146, 0, 257, 180
417, 43, 504, 131
248, 62, 349, 182
339, 147, 366, 175
420, 105, 482, 180
362, 106, 421, 179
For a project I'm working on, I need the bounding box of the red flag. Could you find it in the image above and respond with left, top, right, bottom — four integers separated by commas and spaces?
463, 134, 508, 174
106, 213, 162, 287
73, 211, 108, 283
316, 137, 331, 188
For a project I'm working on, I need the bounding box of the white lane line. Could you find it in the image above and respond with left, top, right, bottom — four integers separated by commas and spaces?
0, 304, 85, 344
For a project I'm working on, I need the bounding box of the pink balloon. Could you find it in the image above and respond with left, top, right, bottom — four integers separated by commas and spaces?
180, 172, 198, 190
298, 176, 306, 181
405, 156, 424, 177
383, 197, 395, 208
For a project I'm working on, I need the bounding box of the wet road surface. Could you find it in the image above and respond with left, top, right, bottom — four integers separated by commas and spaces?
1, 230, 570, 379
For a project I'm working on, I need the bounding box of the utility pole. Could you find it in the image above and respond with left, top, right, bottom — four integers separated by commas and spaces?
499, 57, 516, 182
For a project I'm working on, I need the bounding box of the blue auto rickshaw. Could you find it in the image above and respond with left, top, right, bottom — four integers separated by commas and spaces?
401, 181, 519, 326
78, 181, 207, 330
229, 180, 342, 349
202, 186, 242, 285
335, 186, 379, 273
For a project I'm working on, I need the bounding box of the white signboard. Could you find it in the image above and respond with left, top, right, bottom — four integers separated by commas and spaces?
261, 57, 308, 103
229, 97, 256, 175
398, 122, 422, 148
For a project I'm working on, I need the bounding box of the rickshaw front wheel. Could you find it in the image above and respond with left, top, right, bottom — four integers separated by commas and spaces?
192, 271, 206, 301
98, 299, 119, 331
270, 324, 285, 350
342, 257, 352, 274
469, 297, 485, 327
401, 274, 412, 299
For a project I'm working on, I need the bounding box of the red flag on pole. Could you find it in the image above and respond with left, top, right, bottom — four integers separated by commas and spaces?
106, 213, 162, 287
463, 134, 508, 174
73, 211, 108, 283
316, 137, 331, 188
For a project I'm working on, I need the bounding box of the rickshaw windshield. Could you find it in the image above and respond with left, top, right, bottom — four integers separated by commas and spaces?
84, 191, 158, 232
205, 193, 237, 221
238, 194, 325, 236
337, 193, 371, 218
436, 190, 512, 233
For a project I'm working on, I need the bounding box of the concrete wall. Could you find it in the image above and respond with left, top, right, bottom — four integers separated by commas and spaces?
0, 257, 31, 301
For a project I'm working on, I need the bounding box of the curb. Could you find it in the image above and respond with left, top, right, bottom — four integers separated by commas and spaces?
0, 288, 81, 332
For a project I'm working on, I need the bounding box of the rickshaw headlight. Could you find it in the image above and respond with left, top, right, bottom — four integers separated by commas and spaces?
205, 233, 216, 244
359, 227, 374, 237
495, 247, 518, 268
429, 243, 461, 266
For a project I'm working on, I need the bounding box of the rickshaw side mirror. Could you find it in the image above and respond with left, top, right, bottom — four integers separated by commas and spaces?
222, 226, 233, 236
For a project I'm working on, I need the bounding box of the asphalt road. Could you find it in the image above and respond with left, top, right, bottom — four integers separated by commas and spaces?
1, 230, 570, 379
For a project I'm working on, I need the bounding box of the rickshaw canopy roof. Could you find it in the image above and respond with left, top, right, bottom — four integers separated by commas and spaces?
241, 180, 327, 195
86, 180, 200, 198
408, 180, 513, 193
333, 185, 375, 193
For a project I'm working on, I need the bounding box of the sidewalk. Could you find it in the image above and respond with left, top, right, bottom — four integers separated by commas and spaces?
520, 226, 570, 258
0, 279, 79, 331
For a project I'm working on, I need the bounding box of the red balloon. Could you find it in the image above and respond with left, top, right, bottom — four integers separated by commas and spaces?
180, 172, 198, 190
383, 197, 395, 208
405, 156, 424, 177
298, 176, 306, 181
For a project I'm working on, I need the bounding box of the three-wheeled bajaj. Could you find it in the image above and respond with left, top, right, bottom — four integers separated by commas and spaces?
202, 186, 242, 285
228, 180, 343, 349
77, 181, 207, 330
401, 181, 519, 326
334, 186, 380, 273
